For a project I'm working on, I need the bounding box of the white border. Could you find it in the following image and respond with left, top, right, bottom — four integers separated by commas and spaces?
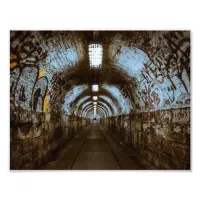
0, 0, 199, 200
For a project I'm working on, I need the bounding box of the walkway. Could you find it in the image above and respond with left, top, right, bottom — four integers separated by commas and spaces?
40, 122, 155, 170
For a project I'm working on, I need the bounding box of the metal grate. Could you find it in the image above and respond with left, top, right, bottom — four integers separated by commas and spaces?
89, 44, 103, 68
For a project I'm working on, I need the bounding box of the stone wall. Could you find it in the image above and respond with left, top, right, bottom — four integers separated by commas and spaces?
10, 109, 89, 170
100, 107, 190, 170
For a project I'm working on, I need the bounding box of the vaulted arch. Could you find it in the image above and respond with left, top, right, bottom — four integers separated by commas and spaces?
10, 31, 190, 170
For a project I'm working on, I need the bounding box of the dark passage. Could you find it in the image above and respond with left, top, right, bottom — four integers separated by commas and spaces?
72, 123, 120, 169
41, 122, 154, 170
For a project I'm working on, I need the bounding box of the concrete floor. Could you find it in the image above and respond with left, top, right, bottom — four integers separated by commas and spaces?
40, 122, 155, 170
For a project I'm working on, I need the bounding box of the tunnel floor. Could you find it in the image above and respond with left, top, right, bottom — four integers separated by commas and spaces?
40, 122, 155, 170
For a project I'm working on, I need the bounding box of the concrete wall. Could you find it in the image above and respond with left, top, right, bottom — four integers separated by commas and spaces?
10, 109, 90, 169
101, 107, 190, 170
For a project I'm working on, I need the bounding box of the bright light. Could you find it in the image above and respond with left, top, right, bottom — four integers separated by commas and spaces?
93, 96, 98, 100
94, 106, 96, 117
89, 44, 102, 68
93, 102, 97, 105
94, 108, 96, 117
92, 84, 99, 92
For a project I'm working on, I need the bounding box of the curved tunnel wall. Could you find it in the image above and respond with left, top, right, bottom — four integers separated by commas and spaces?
10, 31, 90, 169
10, 31, 190, 169
102, 31, 190, 169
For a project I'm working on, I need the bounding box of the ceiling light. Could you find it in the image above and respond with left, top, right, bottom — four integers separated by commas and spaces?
92, 84, 99, 92
89, 44, 102, 68
93, 96, 98, 100
93, 102, 97, 105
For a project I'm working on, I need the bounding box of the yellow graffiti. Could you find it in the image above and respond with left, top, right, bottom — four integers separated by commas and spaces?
43, 92, 49, 113
38, 67, 46, 79
10, 54, 17, 60
70, 102, 76, 114
10, 62, 17, 68
10, 54, 17, 68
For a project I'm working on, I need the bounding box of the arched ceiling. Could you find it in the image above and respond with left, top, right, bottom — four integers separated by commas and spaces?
10, 31, 190, 118
85, 106, 107, 118
83, 103, 109, 118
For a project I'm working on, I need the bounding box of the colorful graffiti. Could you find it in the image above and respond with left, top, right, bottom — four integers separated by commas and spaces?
43, 47, 79, 90
10, 65, 48, 112
10, 31, 190, 120
10, 31, 85, 114
102, 84, 133, 114
108, 32, 190, 112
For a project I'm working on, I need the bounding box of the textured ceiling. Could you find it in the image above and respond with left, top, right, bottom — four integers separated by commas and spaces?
10, 31, 190, 119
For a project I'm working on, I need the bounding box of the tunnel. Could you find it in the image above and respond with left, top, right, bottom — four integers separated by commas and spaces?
10, 31, 190, 170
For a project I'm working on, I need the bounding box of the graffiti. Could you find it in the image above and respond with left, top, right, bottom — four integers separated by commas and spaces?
10, 31, 86, 114
32, 77, 48, 112
151, 88, 160, 106
153, 124, 164, 136
65, 90, 75, 109
10, 68, 20, 98
14, 66, 38, 110
141, 112, 155, 122
159, 110, 172, 123
108, 32, 190, 113
10, 31, 47, 68
10, 65, 48, 113
70, 102, 77, 115
102, 84, 133, 114
172, 108, 190, 124
115, 47, 150, 77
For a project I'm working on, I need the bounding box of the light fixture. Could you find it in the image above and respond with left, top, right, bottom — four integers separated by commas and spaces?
93, 102, 97, 105
89, 44, 102, 68
92, 84, 99, 92
94, 108, 96, 117
93, 96, 98, 100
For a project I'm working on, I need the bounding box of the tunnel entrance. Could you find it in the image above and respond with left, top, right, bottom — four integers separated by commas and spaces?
10, 31, 190, 170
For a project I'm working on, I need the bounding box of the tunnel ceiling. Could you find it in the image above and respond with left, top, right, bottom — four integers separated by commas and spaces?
10, 31, 190, 118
